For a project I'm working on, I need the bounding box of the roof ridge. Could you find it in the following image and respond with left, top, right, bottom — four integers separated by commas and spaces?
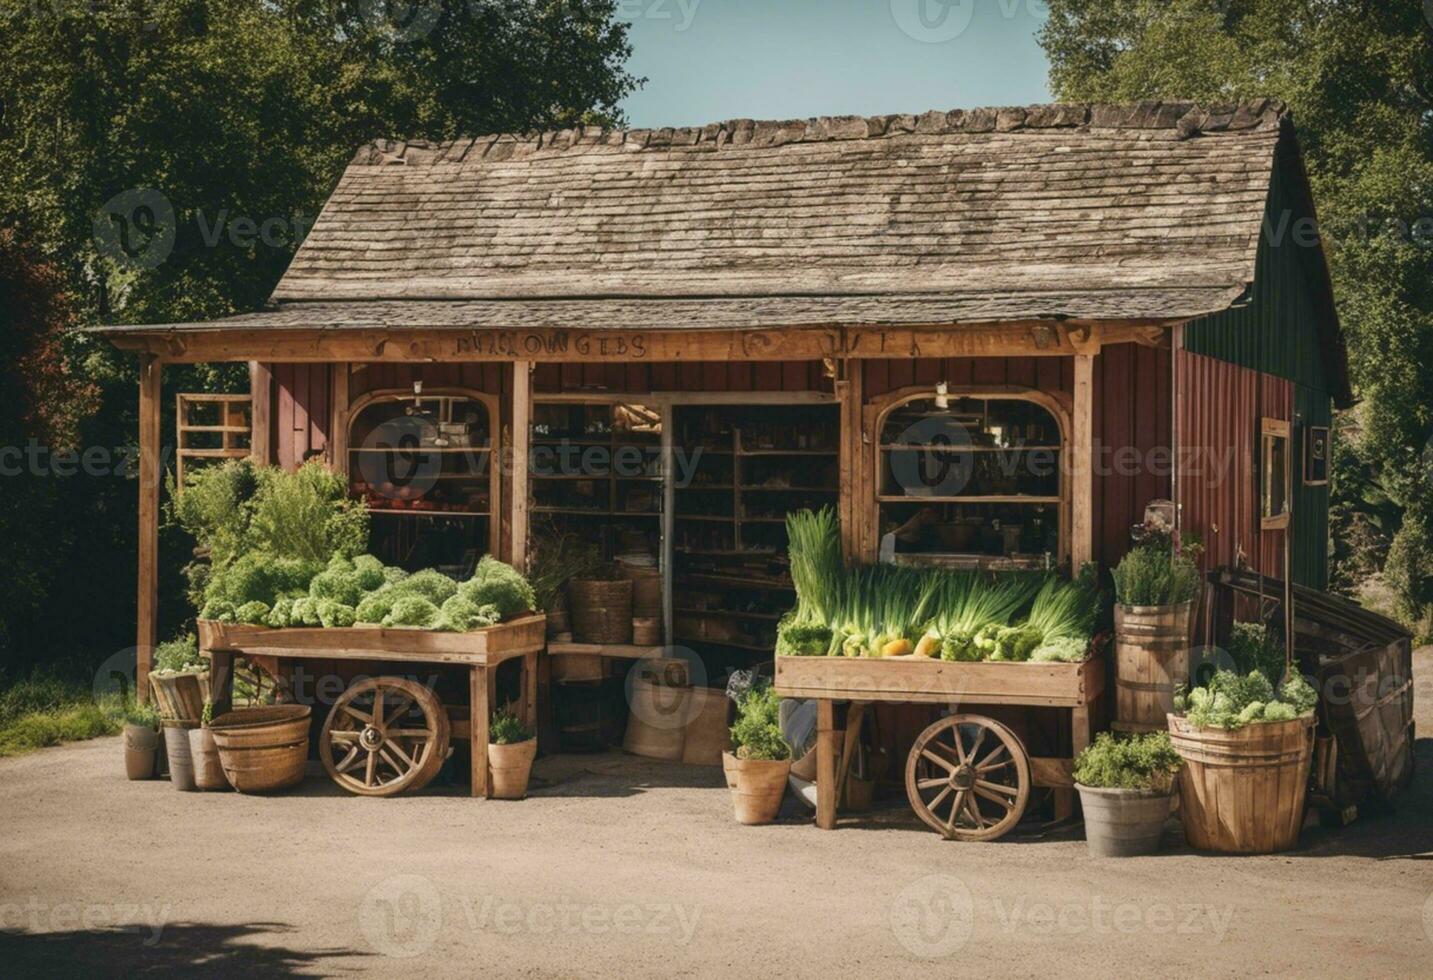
353, 99, 1287, 166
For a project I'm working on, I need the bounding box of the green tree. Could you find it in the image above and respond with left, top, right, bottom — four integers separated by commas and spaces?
1041, 0, 1433, 634
0, 0, 638, 668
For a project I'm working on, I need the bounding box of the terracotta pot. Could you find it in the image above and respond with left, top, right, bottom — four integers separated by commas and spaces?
123, 724, 159, 780
188, 728, 231, 791
1077, 784, 1173, 857
724, 751, 791, 825
164, 721, 197, 791
488, 738, 537, 799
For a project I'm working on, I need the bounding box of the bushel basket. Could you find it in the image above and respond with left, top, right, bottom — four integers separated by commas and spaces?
210, 705, 312, 793
1167, 713, 1315, 854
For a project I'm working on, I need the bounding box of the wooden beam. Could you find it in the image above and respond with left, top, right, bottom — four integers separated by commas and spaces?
114, 321, 1139, 365
836, 362, 862, 562
137, 355, 162, 700
816, 699, 838, 830
248, 362, 271, 464
509, 361, 532, 571
1071, 353, 1094, 572
329, 363, 350, 472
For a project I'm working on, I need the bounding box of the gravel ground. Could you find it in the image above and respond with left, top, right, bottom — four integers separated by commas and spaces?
1, 648, 1430, 979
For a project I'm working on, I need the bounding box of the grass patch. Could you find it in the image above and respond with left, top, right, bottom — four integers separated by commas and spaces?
0, 668, 126, 758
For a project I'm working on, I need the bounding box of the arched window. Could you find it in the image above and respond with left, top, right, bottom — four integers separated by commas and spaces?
346, 388, 500, 571
872, 388, 1069, 569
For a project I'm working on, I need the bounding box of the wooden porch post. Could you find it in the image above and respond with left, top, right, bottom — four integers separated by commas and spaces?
1071, 353, 1095, 572
836, 359, 863, 562
137, 354, 162, 700
248, 361, 271, 465
510, 361, 532, 571
329, 363, 350, 471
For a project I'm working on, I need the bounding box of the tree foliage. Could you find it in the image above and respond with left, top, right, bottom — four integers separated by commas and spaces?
1041, 0, 1433, 633
0, 1, 638, 668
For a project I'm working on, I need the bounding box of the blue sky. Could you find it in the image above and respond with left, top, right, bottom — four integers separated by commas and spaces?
618, 0, 1052, 128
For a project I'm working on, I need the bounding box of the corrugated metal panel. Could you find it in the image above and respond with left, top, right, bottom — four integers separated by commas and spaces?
1177, 350, 1296, 581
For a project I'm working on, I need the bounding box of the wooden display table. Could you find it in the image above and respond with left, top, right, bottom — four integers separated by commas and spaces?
199, 615, 545, 798
775, 655, 1103, 840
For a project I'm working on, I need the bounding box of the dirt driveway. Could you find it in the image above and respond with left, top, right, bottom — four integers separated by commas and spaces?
2, 650, 1431, 978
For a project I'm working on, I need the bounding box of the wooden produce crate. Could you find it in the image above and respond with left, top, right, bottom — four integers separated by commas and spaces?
775, 654, 1102, 708
198, 614, 546, 665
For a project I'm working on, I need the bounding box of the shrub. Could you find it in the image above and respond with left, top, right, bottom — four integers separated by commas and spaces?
247, 460, 369, 564
154, 634, 203, 673
490, 707, 533, 745
730, 685, 790, 762
1112, 543, 1200, 606
166, 458, 263, 567
1074, 732, 1182, 793
124, 699, 161, 729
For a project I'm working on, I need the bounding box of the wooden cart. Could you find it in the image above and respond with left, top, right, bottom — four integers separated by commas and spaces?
198, 615, 545, 798
775, 655, 1103, 840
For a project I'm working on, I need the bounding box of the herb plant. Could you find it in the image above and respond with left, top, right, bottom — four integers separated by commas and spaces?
1074, 732, 1183, 793
490, 708, 534, 745
730, 685, 790, 762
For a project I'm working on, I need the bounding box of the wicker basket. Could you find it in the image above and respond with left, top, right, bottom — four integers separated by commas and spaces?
209, 705, 311, 793
569, 579, 634, 644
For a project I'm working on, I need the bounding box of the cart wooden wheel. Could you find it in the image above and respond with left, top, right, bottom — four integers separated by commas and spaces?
905, 714, 1030, 841
320, 677, 451, 797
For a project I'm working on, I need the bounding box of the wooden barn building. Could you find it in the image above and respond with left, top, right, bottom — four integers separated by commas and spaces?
97, 99, 1352, 691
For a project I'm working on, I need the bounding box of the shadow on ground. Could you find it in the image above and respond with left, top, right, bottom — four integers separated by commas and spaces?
0, 922, 365, 978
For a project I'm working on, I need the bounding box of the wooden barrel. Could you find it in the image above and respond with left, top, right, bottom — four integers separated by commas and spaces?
210, 705, 311, 793
1168, 714, 1316, 854
1113, 602, 1193, 733
569, 579, 633, 644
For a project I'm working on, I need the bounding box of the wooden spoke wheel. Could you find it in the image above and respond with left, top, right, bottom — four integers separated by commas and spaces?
905, 714, 1030, 841
320, 677, 451, 797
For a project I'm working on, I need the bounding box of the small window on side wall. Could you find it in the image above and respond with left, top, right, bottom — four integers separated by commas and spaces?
1304, 425, 1330, 486
1260, 418, 1291, 529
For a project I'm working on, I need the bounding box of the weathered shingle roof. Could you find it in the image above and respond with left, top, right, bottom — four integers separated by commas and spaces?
271, 99, 1287, 319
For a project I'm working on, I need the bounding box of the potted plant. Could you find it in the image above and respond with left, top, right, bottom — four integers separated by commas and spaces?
1110, 535, 1202, 731
722, 685, 792, 825
188, 702, 230, 791
1169, 669, 1319, 853
122, 699, 162, 780
488, 707, 538, 799
1073, 732, 1183, 857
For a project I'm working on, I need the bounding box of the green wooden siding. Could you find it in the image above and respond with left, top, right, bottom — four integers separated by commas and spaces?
1184, 171, 1334, 590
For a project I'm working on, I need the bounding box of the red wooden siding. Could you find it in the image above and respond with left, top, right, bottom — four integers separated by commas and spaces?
1176, 349, 1292, 579
1092, 344, 1174, 571
272, 363, 330, 470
